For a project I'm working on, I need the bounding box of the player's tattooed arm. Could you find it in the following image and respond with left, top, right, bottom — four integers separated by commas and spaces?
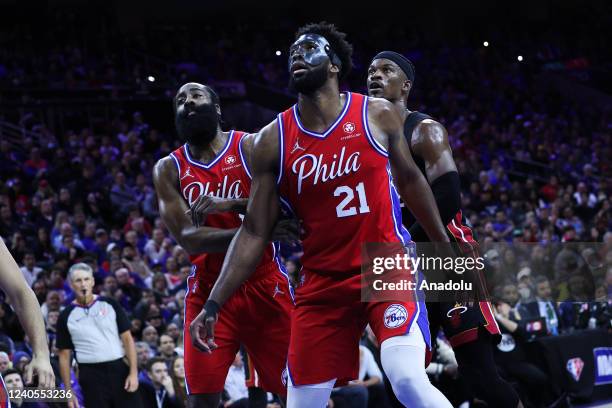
368, 98, 449, 243
152, 157, 239, 254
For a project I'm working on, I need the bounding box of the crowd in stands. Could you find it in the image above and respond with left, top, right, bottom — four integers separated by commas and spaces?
0, 12, 610, 408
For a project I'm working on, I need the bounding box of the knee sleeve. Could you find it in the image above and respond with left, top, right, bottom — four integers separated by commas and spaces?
381, 328, 453, 408
287, 378, 336, 408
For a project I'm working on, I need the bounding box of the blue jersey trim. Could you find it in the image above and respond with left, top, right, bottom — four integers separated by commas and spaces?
238, 133, 252, 180
385, 164, 411, 245
292, 93, 352, 138
183, 130, 235, 169
276, 115, 285, 185
362, 96, 389, 157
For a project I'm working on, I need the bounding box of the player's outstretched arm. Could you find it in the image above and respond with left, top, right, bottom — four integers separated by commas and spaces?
189, 121, 282, 353
153, 158, 245, 254
408, 120, 461, 241
0, 238, 55, 388
369, 99, 449, 243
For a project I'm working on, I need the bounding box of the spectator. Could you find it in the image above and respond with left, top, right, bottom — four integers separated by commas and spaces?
19, 252, 43, 286
158, 334, 178, 363
114, 267, 142, 310
170, 356, 186, 408
517, 276, 561, 335
165, 323, 181, 345
110, 172, 138, 218
33, 227, 54, 265
40, 290, 63, 321
12, 351, 31, 373
493, 301, 556, 407
2, 368, 46, 407
32, 279, 48, 305
135, 341, 153, 385
222, 352, 249, 408
121, 243, 152, 285
0, 351, 11, 373
332, 344, 387, 408
144, 228, 172, 266
52, 222, 84, 252
139, 357, 179, 408
142, 325, 160, 355
23, 147, 48, 178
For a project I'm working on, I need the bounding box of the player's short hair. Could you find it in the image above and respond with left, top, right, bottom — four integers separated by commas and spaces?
204, 85, 220, 106
296, 22, 353, 80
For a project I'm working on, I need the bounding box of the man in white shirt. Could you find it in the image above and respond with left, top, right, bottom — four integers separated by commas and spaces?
223, 353, 249, 408
331, 345, 386, 408
19, 252, 43, 286
144, 228, 172, 265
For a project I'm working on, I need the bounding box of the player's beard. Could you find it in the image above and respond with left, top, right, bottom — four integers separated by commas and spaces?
175, 102, 219, 146
289, 63, 328, 95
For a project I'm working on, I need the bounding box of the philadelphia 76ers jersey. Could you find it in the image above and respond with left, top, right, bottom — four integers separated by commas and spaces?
170, 130, 286, 282
278, 92, 411, 274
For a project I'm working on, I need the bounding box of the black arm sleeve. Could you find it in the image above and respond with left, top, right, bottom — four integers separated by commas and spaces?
408, 171, 461, 242
56, 306, 75, 350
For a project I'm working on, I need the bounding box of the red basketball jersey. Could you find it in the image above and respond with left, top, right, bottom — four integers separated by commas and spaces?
170, 130, 285, 282
278, 92, 411, 274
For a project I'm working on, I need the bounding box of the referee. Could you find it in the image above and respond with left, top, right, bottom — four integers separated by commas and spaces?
57, 263, 141, 408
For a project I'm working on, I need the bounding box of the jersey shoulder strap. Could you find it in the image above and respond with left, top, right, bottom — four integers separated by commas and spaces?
403, 111, 433, 141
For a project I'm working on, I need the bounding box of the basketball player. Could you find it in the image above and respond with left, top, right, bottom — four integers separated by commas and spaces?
152, 82, 294, 408
367, 51, 522, 408
190, 23, 454, 408
0, 238, 55, 407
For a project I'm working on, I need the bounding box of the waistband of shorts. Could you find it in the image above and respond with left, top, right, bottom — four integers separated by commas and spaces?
77, 357, 125, 367
195, 259, 284, 285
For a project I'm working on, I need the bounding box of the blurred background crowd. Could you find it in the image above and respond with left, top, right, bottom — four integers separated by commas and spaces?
0, 0, 610, 407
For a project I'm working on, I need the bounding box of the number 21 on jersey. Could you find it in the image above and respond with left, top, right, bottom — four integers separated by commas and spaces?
334, 182, 370, 218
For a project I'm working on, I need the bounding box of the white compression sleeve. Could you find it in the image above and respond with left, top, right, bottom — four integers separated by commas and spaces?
380, 327, 453, 408
287, 377, 336, 408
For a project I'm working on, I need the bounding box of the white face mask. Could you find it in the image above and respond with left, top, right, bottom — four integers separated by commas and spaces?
518, 287, 531, 301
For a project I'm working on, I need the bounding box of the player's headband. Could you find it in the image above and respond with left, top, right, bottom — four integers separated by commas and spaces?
289, 34, 343, 70
372, 51, 415, 83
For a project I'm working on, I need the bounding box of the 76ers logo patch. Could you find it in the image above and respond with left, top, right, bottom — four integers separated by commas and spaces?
343, 122, 356, 134
383, 304, 408, 328
225, 155, 236, 165
566, 358, 584, 382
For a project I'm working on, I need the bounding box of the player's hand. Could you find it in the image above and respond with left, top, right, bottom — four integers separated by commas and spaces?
186, 195, 233, 227
24, 353, 55, 388
124, 372, 139, 392
272, 219, 300, 243
189, 300, 219, 353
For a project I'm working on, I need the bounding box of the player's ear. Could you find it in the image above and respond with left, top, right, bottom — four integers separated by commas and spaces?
330, 62, 340, 75
215, 104, 221, 117
403, 80, 412, 94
